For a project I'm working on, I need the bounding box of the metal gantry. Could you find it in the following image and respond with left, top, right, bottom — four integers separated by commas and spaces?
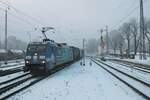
139, 0, 146, 60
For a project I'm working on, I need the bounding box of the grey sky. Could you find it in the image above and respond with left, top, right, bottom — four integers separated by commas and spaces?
0, 0, 150, 47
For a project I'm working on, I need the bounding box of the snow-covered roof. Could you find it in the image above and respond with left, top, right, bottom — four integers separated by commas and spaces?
0, 49, 7, 53
0, 49, 23, 54
10, 49, 23, 53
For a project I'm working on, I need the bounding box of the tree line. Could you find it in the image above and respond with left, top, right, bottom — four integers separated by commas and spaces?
108, 17, 150, 57
85, 18, 150, 57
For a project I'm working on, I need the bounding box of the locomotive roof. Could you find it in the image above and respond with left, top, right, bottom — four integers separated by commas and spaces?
29, 41, 56, 45
29, 41, 71, 48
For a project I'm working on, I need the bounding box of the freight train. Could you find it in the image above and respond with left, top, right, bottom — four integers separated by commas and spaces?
24, 39, 83, 74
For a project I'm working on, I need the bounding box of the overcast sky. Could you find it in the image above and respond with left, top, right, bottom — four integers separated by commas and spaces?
0, 0, 150, 47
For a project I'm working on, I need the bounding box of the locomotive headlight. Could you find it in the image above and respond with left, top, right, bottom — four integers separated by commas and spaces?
25, 56, 31, 59
39, 56, 45, 59
26, 61, 29, 64
42, 60, 45, 64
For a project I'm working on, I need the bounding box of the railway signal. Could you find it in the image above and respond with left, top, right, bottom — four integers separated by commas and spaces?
99, 26, 109, 56
99, 29, 105, 57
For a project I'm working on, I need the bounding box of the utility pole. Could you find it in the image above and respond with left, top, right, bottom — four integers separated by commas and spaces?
5, 9, 7, 51
105, 26, 109, 54
100, 29, 104, 57
4, 9, 8, 64
83, 39, 85, 66
139, 0, 146, 60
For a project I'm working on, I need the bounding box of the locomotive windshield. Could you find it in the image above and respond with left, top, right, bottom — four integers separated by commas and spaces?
27, 44, 47, 53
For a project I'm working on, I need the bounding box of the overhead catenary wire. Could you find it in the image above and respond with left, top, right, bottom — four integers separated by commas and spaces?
0, 7, 35, 26
8, 11, 37, 27
110, 6, 139, 30
110, 1, 138, 30
115, 0, 136, 11
0, 7, 38, 35
0, 0, 44, 26
110, 0, 147, 31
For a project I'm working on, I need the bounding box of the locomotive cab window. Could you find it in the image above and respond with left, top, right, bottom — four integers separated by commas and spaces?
27, 44, 47, 52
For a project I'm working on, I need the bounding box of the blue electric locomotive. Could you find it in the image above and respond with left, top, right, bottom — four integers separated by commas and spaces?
24, 40, 78, 73
24, 26, 83, 74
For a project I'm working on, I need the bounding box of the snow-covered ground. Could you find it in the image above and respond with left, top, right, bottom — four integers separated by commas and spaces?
0, 59, 24, 68
9, 59, 144, 100
123, 55, 150, 66
94, 60, 150, 98
107, 55, 150, 66
0, 64, 24, 71
0, 72, 27, 83
102, 61, 150, 83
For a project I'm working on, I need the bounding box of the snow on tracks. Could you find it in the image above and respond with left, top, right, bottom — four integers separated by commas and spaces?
9, 59, 144, 100
92, 58, 150, 100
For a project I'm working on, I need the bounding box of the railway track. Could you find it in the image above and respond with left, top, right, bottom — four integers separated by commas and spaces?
111, 59, 150, 71
109, 60, 150, 74
0, 71, 52, 100
0, 75, 43, 99
91, 58, 150, 100
0, 72, 30, 86
0, 66, 24, 76
0, 61, 75, 99
0, 63, 24, 68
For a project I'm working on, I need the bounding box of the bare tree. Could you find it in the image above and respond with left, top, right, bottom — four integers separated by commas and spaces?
120, 22, 132, 58
145, 18, 150, 55
109, 30, 124, 54
109, 18, 150, 57
86, 38, 98, 54
129, 18, 139, 55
